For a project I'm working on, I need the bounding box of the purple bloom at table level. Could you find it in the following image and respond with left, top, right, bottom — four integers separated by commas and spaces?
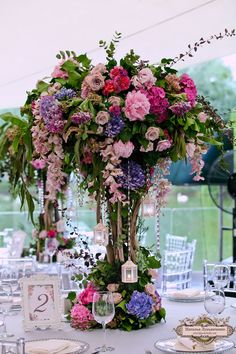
117, 160, 145, 190
54, 87, 76, 100
126, 290, 153, 319
39, 95, 64, 133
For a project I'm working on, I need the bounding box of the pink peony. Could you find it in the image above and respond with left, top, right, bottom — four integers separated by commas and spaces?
95, 111, 110, 125
132, 68, 156, 89
71, 304, 94, 330
51, 61, 68, 79
156, 139, 172, 151
78, 283, 97, 305
31, 159, 46, 169
145, 127, 160, 141
113, 140, 134, 158
198, 112, 208, 123
125, 91, 150, 121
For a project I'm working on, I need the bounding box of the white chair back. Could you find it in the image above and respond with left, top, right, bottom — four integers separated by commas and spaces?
165, 233, 187, 251
9, 231, 26, 258
0, 338, 25, 354
0, 258, 36, 279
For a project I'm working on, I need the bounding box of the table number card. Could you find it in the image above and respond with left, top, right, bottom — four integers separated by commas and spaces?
20, 274, 62, 330
175, 315, 234, 345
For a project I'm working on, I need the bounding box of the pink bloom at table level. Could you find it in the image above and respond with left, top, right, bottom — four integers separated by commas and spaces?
132, 68, 156, 89
95, 111, 110, 125
198, 112, 208, 123
39, 230, 47, 239
145, 127, 160, 141
125, 91, 150, 121
51, 61, 68, 79
47, 229, 57, 238
31, 159, 46, 169
113, 140, 134, 158
71, 304, 94, 330
112, 292, 122, 304
78, 283, 97, 305
156, 139, 172, 151
145, 283, 156, 296
107, 283, 119, 292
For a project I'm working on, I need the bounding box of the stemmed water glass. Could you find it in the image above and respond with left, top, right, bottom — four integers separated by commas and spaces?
204, 286, 225, 316
212, 265, 230, 290
45, 238, 58, 264
92, 291, 115, 352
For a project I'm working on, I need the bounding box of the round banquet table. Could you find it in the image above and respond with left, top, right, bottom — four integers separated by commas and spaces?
6, 297, 236, 354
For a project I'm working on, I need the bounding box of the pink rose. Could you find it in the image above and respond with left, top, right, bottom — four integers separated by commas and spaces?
112, 292, 122, 304
91, 63, 107, 74
85, 73, 105, 91
156, 139, 172, 151
113, 140, 134, 158
198, 112, 208, 123
78, 283, 97, 305
95, 111, 110, 125
107, 283, 119, 292
51, 61, 68, 79
124, 91, 150, 121
145, 127, 160, 141
145, 283, 156, 296
39, 230, 47, 239
132, 68, 156, 89
108, 96, 122, 106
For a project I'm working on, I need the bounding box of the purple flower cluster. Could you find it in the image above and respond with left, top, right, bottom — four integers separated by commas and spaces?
39, 95, 64, 133
126, 290, 153, 319
147, 87, 169, 122
117, 160, 145, 190
54, 87, 76, 100
169, 101, 192, 116
104, 115, 125, 137
71, 111, 91, 125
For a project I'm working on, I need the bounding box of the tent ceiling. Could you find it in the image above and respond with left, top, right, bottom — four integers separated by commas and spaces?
0, 0, 236, 109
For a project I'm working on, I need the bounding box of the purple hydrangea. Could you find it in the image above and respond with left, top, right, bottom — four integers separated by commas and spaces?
71, 111, 91, 125
54, 87, 76, 100
169, 101, 192, 116
39, 95, 64, 133
104, 115, 125, 137
116, 160, 145, 190
126, 291, 153, 319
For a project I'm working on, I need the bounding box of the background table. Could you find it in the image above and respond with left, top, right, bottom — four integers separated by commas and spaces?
5, 297, 236, 354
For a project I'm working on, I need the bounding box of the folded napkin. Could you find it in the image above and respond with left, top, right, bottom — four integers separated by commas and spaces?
26, 339, 81, 354
175, 337, 215, 352
168, 288, 202, 299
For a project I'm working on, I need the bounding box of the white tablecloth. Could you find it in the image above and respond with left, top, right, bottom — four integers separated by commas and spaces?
6, 297, 236, 354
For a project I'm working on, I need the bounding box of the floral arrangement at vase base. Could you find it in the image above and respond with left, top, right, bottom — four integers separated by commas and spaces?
68, 247, 165, 331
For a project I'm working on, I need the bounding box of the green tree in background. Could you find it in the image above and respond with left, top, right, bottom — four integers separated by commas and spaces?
183, 59, 236, 121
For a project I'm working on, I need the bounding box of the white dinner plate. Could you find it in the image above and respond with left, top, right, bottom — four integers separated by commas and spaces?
165, 292, 205, 303
154, 338, 235, 353
25, 338, 89, 354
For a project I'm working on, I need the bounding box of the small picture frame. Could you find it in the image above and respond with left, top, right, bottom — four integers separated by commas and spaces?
20, 274, 62, 330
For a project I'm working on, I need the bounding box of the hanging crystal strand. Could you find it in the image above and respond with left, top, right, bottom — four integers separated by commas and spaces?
37, 171, 45, 214
127, 160, 131, 260
75, 168, 84, 207
153, 166, 161, 256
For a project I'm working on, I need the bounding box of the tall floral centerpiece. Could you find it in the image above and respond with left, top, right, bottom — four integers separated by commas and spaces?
0, 31, 234, 330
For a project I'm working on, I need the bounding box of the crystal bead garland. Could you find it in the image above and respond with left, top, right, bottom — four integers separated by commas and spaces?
122, 160, 138, 283
141, 167, 156, 217
93, 187, 109, 246
36, 171, 45, 214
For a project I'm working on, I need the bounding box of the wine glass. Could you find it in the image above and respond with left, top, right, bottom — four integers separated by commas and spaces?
92, 291, 115, 352
212, 265, 230, 289
45, 238, 58, 264
0, 284, 13, 337
204, 286, 225, 316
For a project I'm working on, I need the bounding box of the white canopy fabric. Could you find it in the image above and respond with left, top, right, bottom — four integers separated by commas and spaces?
0, 0, 236, 109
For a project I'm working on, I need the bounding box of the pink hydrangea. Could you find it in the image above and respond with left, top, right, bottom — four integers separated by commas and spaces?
113, 140, 134, 158
125, 91, 150, 121
180, 73, 197, 107
147, 87, 169, 122
70, 304, 94, 330
51, 61, 68, 79
78, 283, 97, 305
